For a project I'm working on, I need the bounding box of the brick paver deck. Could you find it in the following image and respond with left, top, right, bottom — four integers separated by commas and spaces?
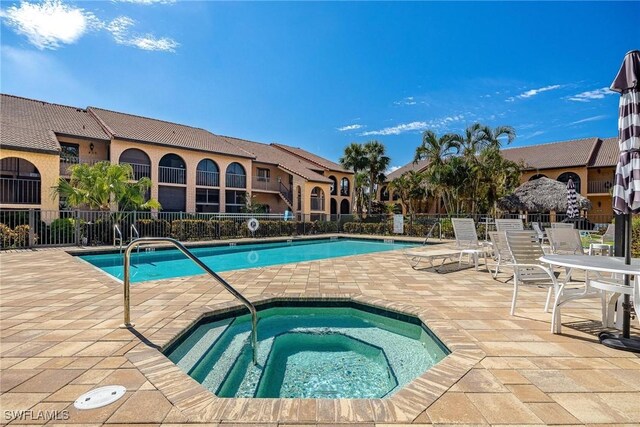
1, 238, 639, 426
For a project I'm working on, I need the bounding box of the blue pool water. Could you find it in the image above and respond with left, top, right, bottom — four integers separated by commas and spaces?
80, 238, 418, 282
165, 304, 449, 398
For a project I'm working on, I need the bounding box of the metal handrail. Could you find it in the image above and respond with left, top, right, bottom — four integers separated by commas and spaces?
114, 224, 123, 253
130, 224, 140, 240
424, 221, 442, 244
122, 237, 258, 364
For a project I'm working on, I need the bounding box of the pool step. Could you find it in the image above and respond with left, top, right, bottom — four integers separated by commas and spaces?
166, 318, 234, 373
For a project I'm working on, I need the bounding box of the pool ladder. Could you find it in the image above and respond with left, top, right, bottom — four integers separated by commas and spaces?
121, 237, 259, 364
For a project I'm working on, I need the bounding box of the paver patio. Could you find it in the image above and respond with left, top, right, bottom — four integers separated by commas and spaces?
1, 237, 639, 426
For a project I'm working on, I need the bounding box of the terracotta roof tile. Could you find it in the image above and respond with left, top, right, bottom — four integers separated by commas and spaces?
223, 136, 331, 183
589, 137, 619, 167
1, 94, 109, 153
501, 137, 599, 170
88, 107, 254, 158
271, 143, 351, 173
386, 158, 430, 181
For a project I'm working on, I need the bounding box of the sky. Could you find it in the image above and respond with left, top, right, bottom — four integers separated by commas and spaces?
1, 1, 638, 172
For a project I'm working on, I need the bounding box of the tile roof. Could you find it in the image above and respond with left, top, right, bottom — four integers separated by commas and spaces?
501, 137, 599, 170
1, 94, 109, 153
272, 143, 351, 173
223, 136, 331, 183
386, 158, 430, 181
590, 137, 619, 167
88, 107, 254, 159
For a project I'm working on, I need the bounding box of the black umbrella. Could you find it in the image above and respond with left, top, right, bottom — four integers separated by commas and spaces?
599, 50, 640, 353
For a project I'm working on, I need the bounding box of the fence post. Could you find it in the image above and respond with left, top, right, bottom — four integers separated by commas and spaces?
28, 209, 35, 248
75, 209, 81, 246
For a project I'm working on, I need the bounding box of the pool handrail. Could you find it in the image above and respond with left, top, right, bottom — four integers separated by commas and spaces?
121, 237, 258, 364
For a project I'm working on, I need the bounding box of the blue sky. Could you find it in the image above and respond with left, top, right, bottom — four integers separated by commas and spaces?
1, 1, 637, 171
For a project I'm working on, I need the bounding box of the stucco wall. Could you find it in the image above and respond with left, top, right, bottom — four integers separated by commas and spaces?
0, 148, 60, 212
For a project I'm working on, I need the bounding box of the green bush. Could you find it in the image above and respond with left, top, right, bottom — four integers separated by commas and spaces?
171, 219, 218, 241
13, 225, 31, 247
50, 217, 81, 243
0, 223, 15, 248
632, 216, 640, 258
136, 219, 171, 237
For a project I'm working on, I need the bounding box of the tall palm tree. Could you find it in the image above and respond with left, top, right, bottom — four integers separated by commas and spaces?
414, 130, 459, 166
363, 140, 390, 214
389, 170, 427, 224
340, 143, 368, 216
478, 124, 517, 150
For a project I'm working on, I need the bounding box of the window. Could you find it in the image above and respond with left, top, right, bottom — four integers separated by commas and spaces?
225, 190, 246, 213
328, 176, 337, 196
557, 172, 581, 194
257, 168, 270, 182
381, 186, 390, 201
60, 143, 79, 162
196, 188, 220, 213
340, 178, 350, 196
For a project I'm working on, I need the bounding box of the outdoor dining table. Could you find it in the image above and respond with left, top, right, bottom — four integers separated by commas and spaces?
539, 254, 640, 337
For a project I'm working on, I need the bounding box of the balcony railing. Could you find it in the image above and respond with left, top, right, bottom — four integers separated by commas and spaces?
196, 170, 220, 187
310, 198, 325, 211
59, 157, 102, 175
226, 173, 246, 189
1, 178, 41, 204
588, 180, 613, 194
159, 166, 186, 184
251, 176, 280, 192
121, 162, 151, 180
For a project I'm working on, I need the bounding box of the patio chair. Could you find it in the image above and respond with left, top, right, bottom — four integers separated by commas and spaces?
495, 218, 524, 232
547, 228, 585, 255
504, 231, 561, 317
550, 222, 574, 229
592, 275, 640, 330
531, 222, 548, 244
451, 218, 489, 271
488, 231, 512, 279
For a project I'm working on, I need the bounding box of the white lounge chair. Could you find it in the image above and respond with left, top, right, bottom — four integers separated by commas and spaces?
532, 222, 548, 244
451, 218, 489, 271
551, 222, 574, 229
495, 218, 524, 232
488, 231, 512, 279
547, 228, 584, 255
504, 231, 560, 317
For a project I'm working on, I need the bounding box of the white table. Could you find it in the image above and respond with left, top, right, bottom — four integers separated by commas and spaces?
539, 255, 640, 332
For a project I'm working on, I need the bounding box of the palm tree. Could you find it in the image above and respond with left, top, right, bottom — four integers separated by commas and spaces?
53, 161, 160, 212
478, 124, 516, 150
363, 140, 390, 214
353, 171, 369, 216
340, 143, 368, 216
414, 130, 458, 166
389, 170, 427, 224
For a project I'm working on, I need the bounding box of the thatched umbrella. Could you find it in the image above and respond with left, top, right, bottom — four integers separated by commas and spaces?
498, 177, 592, 213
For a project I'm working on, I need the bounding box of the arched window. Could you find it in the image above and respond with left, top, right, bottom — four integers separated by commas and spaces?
380, 186, 390, 201
0, 157, 41, 205
159, 153, 186, 184
296, 186, 302, 211
196, 159, 219, 187
529, 173, 547, 181
225, 162, 246, 188
328, 176, 337, 196
557, 172, 581, 194
310, 187, 325, 211
340, 178, 350, 196
119, 149, 151, 180
330, 198, 337, 215
340, 199, 350, 214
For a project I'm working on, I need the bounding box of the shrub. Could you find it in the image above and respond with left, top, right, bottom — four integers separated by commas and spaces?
632, 216, 640, 258
171, 219, 218, 241
0, 223, 15, 248
136, 219, 171, 238
13, 225, 31, 247
50, 217, 80, 244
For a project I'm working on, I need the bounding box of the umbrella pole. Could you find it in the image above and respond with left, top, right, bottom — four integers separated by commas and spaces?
599, 213, 640, 353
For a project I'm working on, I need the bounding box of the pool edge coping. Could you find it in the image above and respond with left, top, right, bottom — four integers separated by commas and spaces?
124, 293, 484, 424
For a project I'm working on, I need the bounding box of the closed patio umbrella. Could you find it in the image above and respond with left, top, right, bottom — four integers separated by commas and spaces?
599, 50, 640, 353
566, 179, 579, 219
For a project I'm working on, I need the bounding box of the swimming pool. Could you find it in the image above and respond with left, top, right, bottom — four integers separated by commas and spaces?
80, 238, 418, 282
164, 301, 449, 398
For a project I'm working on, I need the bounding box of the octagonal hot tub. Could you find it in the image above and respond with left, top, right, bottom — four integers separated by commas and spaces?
164, 300, 449, 399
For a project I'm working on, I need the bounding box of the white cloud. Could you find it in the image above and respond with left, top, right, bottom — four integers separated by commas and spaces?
0, 0, 100, 49
1, 0, 179, 52
114, 0, 176, 4
360, 115, 464, 136
337, 124, 364, 132
567, 87, 616, 102
387, 166, 401, 174
569, 115, 608, 125
522, 130, 545, 140
394, 96, 417, 106
507, 84, 562, 102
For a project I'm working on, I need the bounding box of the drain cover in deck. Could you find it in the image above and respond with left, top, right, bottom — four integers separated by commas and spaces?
74, 386, 126, 410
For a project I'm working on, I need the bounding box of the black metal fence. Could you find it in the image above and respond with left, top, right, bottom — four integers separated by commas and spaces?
0, 208, 618, 250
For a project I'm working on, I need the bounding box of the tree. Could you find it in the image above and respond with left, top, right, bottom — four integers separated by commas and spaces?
53, 161, 160, 212
414, 130, 458, 214
363, 140, 390, 214
353, 172, 370, 216
339, 143, 368, 216
388, 170, 428, 224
